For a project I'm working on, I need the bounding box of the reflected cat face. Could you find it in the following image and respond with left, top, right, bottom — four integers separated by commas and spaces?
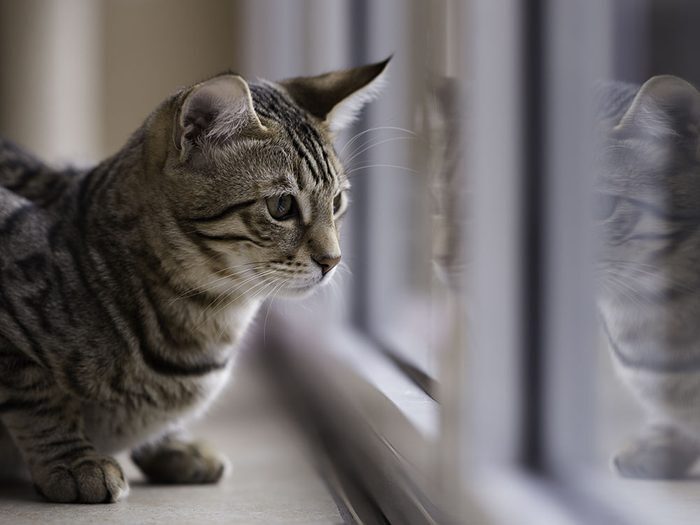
596, 76, 700, 303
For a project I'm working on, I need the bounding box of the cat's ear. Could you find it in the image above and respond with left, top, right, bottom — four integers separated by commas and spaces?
614, 75, 700, 143
176, 75, 267, 161
280, 57, 390, 132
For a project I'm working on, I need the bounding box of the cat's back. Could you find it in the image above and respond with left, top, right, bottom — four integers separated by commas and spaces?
0, 138, 79, 208
0, 183, 46, 261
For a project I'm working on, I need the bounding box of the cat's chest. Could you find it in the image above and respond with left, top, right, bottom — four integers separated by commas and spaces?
600, 292, 700, 349
83, 365, 232, 454
75, 297, 257, 453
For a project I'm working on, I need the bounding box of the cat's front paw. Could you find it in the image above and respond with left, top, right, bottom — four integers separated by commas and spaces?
613, 438, 698, 480
132, 440, 228, 484
34, 455, 129, 503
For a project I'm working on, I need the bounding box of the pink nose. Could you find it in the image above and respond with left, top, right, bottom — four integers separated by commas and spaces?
313, 255, 341, 275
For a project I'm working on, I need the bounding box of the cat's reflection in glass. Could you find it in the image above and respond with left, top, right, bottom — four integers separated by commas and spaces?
596, 75, 700, 479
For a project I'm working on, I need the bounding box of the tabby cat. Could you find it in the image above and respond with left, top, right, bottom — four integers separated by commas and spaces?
597, 74, 700, 479
0, 59, 388, 502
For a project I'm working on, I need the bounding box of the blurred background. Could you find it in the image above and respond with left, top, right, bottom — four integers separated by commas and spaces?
3, 0, 700, 524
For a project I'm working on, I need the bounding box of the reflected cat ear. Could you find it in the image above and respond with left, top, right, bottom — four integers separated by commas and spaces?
176, 75, 268, 161
614, 75, 700, 142
280, 57, 391, 132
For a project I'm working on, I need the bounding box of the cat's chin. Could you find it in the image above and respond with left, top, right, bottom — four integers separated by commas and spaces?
279, 284, 318, 299
279, 277, 332, 298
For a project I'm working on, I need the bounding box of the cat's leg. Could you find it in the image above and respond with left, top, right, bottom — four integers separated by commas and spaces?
0, 389, 129, 503
0, 420, 28, 481
613, 423, 700, 479
131, 432, 228, 484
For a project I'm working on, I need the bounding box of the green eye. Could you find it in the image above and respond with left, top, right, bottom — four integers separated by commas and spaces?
266, 194, 297, 220
333, 192, 344, 214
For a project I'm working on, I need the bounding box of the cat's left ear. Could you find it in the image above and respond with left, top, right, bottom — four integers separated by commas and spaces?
614, 75, 700, 143
280, 57, 391, 132
176, 75, 268, 162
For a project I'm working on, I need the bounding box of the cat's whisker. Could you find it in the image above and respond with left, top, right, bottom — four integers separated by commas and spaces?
168, 263, 272, 305
212, 278, 275, 341
345, 163, 417, 177
227, 273, 278, 307
327, 279, 337, 318
263, 280, 287, 346
168, 259, 270, 290
341, 133, 414, 164
338, 125, 416, 158
625, 269, 694, 292
327, 278, 344, 320
609, 262, 697, 293
170, 264, 269, 298
605, 274, 649, 307
205, 265, 269, 284
223, 269, 279, 299
211, 277, 278, 341
231, 277, 284, 339
205, 275, 280, 339
196, 260, 272, 277
342, 135, 416, 165
336, 261, 353, 279
217, 276, 281, 335
197, 269, 278, 322
607, 260, 674, 272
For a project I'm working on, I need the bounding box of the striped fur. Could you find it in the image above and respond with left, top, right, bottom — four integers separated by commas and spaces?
597, 76, 700, 478
0, 60, 388, 502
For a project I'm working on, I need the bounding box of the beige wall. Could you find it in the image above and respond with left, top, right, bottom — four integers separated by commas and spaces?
0, 0, 101, 163
0, 0, 245, 162
101, 0, 244, 156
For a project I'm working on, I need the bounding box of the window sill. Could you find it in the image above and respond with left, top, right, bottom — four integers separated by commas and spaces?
253, 308, 611, 524
255, 308, 446, 524
564, 468, 700, 525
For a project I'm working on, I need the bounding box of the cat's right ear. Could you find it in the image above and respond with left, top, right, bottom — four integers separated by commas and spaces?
175, 75, 268, 162
614, 75, 700, 145
280, 58, 390, 133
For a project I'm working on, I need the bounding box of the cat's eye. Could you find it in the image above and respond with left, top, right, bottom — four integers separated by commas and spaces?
266, 194, 298, 221
333, 192, 344, 215
594, 193, 619, 220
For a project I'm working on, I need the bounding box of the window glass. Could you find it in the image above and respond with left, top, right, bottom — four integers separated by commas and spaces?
594, 0, 700, 484
290, 0, 457, 381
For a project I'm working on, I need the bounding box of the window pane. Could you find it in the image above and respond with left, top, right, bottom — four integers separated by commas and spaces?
291, 0, 457, 381
549, 0, 700, 521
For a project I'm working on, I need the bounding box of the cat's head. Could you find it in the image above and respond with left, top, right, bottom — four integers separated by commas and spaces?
150, 59, 388, 301
596, 75, 700, 303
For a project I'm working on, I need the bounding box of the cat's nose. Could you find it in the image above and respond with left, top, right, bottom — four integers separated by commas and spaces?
313, 254, 341, 275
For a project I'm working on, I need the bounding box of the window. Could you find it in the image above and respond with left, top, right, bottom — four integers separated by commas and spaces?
245, 1, 450, 521
546, 2, 700, 523
260, 0, 700, 523
4, 0, 699, 522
